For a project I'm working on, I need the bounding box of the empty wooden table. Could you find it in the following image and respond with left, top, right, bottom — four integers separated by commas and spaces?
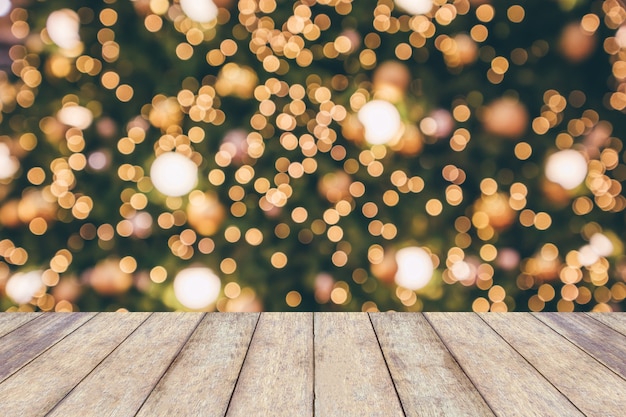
0, 313, 624, 416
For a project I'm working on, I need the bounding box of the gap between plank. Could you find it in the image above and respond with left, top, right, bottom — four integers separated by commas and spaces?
44, 312, 153, 417
0, 313, 43, 338
584, 313, 626, 337
367, 313, 407, 417
223, 312, 262, 417
529, 313, 626, 383
421, 313, 497, 417
475, 313, 586, 416
133, 313, 207, 416
1, 313, 99, 385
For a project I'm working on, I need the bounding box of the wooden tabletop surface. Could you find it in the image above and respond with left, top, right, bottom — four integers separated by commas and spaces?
0, 313, 624, 416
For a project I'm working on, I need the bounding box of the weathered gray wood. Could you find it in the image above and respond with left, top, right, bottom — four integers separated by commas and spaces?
0, 312, 149, 415
370, 313, 494, 417
534, 313, 626, 379
226, 313, 313, 417
425, 312, 584, 416
586, 313, 626, 336
46, 313, 202, 416
481, 313, 626, 416
314, 312, 404, 417
0, 313, 94, 383
136, 313, 259, 417
0, 313, 41, 337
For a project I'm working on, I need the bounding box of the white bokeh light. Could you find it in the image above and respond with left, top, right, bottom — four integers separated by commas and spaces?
0, 0, 11, 17
545, 149, 587, 190
590, 233, 614, 257
0, 143, 19, 180
150, 152, 198, 197
180, 0, 218, 23
450, 261, 473, 282
174, 267, 221, 309
395, 0, 433, 15
578, 244, 599, 267
357, 100, 402, 145
394, 246, 434, 290
57, 105, 93, 130
46, 9, 81, 49
5, 270, 44, 304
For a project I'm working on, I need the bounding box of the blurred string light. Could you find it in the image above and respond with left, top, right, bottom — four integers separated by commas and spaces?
45, 8, 81, 50
545, 149, 588, 190
394, 247, 434, 291
179, 0, 218, 24
174, 267, 221, 309
357, 100, 403, 145
394, 0, 433, 16
5, 270, 44, 304
149, 152, 198, 197
0, 143, 19, 180
0, 0, 625, 313
0, 0, 11, 17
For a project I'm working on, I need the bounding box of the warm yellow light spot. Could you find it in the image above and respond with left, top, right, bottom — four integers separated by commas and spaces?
452, 104, 471, 122
470, 24, 488, 42
286, 290, 302, 307
245, 228, 263, 246
116, 84, 134, 102
480, 244, 498, 262
514, 142, 532, 160
425, 199, 443, 216
220, 258, 237, 274
330, 287, 348, 304
507, 5, 525, 23
119, 256, 137, 274
476, 4, 495, 22
271, 252, 288, 268
150, 266, 167, 283
224, 282, 241, 299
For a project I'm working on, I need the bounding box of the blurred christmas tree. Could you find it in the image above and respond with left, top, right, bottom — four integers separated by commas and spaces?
0, 0, 624, 312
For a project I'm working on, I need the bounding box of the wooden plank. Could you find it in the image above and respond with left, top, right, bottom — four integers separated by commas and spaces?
586, 313, 626, 336
370, 313, 494, 417
0, 312, 150, 416
481, 313, 626, 416
0, 313, 41, 338
534, 313, 626, 379
226, 313, 313, 417
0, 313, 94, 383
136, 313, 259, 417
314, 312, 404, 417
425, 312, 584, 416
46, 313, 203, 417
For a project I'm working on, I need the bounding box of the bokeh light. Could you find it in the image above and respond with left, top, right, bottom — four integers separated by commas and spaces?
395, 247, 434, 291
149, 152, 198, 197
174, 267, 221, 310
545, 150, 588, 190
46, 9, 81, 50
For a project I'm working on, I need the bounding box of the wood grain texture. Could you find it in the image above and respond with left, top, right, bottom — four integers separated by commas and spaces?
425, 312, 584, 416
0, 313, 94, 383
534, 313, 626, 379
586, 313, 626, 336
314, 312, 404, 417
370, 313, 494, 417
481, 313, 626, 417
46, 313, 202, 417
226, 313, 313, 417
0, 312, 149, 416
136, 313, 259, 417
0, 313, 41, 337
